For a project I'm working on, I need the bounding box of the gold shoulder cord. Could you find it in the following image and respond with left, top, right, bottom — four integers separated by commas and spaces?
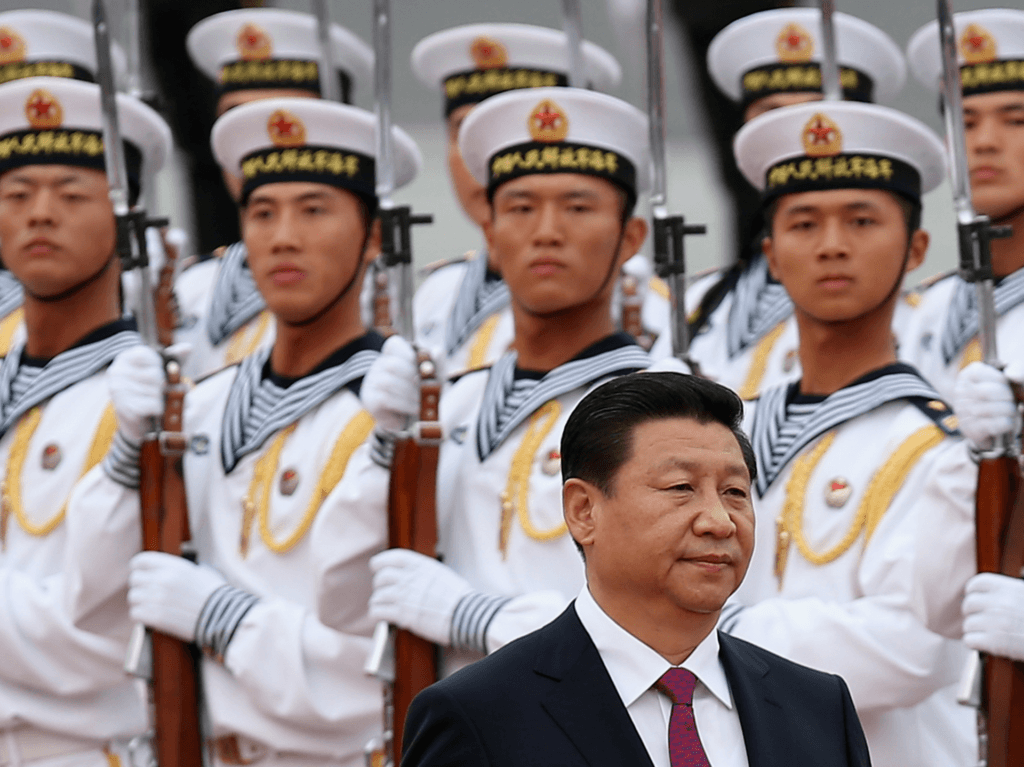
960, 337, 982, 370
499, 400, 565, 558
1, 403, 117, 548
738, 320, 788, 400
0, 308, 24, 357
240, 410, 375, 557
225, 310, 272, 366
467, 314, 501, 371
775, 424, 946, 589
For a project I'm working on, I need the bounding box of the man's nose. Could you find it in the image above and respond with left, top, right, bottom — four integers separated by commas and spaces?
531, 202, 564, 245
693, 492, 737, 538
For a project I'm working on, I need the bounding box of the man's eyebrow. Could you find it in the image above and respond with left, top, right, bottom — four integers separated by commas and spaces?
654, 457, 749, 478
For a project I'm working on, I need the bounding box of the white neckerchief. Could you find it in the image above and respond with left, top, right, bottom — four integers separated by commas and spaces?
476, 334, 651, 461
206, 241, 267, 346
750, 364, 945, 497
0, 321, 141, 439
725, 256, 793, 359
940, 268, 1024, 364
445, 250, 510, 357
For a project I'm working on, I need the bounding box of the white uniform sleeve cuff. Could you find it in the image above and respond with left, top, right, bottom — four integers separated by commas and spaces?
451, 592, 512, 654
102, 430, 142, 488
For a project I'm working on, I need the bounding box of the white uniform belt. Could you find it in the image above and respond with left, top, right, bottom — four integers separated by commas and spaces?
0, 727, 105, 765
212, 735, 342, 767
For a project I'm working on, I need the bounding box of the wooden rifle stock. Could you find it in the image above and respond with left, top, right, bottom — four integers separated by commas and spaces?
136, 231, 205, 767
385, 350, 440, 759
976, 455, 1024, 767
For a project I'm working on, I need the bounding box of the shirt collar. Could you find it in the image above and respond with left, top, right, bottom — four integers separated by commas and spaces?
574, 586, 733, 711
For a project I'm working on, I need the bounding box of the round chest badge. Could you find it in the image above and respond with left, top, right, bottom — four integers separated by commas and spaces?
825, 478, 852, 508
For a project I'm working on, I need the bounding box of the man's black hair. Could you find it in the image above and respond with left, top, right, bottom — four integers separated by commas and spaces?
561, 371, 757, 500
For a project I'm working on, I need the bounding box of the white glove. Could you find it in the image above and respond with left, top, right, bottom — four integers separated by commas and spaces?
361, 335, 419, 434
953, 361, 1023, 451
369, 549, 473, 646
963, 572, 1024, 662
107, 346, 165, 444
128, 551, 226, 643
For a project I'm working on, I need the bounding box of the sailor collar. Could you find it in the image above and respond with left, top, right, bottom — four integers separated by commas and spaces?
750, 363, 950, 497
445, 249, 510, 357
476, 331, 650, 461
220, 330, 384, 473
940, 267, 1024, 364
0, 318, 140, 440
206, 241, 267, 347
725, 254, 793, 359
0, 269, 24, 321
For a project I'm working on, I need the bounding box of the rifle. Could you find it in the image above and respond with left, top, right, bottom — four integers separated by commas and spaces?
817, 0, 842, 102
93, 2, 205, 765
364, 1, 436, 764
935, 3, 1024, 765
645, 0, 705, 364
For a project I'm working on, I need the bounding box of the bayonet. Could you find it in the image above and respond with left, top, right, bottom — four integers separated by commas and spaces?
561, 0, 585, 88
646, 0, 705, 362
818, 0, 842, 101
312, 0, 340, 102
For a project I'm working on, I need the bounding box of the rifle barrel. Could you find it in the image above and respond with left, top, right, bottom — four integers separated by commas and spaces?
313, 0, 341, 102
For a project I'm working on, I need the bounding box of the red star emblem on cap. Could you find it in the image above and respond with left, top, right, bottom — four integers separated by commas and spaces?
266, 109, 307, 147
24, 89, 62, 129
807, 119, 833, 144
271, 114, 295, 137
0, 35, 12, 49
534, 107, 561, 130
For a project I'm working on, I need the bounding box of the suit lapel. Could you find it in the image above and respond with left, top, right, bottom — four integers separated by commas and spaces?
537, 607, 655, 767
718, 632, 787, 767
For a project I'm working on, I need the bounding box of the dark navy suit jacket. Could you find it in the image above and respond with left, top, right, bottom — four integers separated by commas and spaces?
402, 604, 871, 767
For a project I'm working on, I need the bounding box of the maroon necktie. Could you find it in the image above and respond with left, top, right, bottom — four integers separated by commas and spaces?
656, 668, 712, 767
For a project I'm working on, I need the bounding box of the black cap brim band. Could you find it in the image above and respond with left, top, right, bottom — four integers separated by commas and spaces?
486, 140, 637, 199
741, 64, 874, 107
239, 144, 376, 202
762, 153, 921, 203
960, 60, 1024, 97
443, 68, 567, 116
218, 59, 353, 103
0, 128, 143, 201
0, 61, 94, 85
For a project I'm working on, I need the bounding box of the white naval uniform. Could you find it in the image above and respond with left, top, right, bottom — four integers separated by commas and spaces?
177, 336, 388, 766
900, 269, 1024, 401
0, 322, 147, 765
723, 366, 976, 767
415, 249, 672, 380
435, 333, 654, 674
654, 255, 800, 399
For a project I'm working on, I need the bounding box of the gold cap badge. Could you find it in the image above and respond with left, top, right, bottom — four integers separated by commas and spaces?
776, 23, 814, 64
528, 99, 569, 143
25, 90, 62, 130
237, 23, 273, 61
470, 36, 508, 70
267, 109, 306, 147
802, 113, 842, 157
0, 28, 26, 66
959, 23, 997, 65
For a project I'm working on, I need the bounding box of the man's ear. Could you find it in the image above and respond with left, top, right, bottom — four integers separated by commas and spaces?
617, 216, 649, 269
364, 218, 383, 259
904, 228, 930, 274
481, 216, 496, 254
762, 236, 780, 280
563, 478, 601, 553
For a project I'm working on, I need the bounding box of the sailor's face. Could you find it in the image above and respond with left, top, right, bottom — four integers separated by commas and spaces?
0, 164, 117, 298
743, 91, 823, 123
485, 173, 644, 317
241, 181, 379, 324
963, 91, 1024, 221
569, 417, 755, 618
764, 188, 928, 323
446, 104, 491, 230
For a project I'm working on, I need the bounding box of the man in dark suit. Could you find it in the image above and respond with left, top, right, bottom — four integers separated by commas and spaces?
403, 372, 871, 766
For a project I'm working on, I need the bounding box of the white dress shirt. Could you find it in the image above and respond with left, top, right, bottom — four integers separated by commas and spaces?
575, 587, 749, 767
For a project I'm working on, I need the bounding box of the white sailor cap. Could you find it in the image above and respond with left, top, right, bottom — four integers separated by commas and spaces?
211, 97, 421, 204
734, 101, 945, 204
0, 76, 171, 198
412, 23, 621, 116
907, 9, 1024, 97
0, 9, 127, 86
187, 9, 373, 102
708, 9, 905, 106
458, 86, 649, 200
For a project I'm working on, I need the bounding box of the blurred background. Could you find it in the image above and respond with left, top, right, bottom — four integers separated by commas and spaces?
11, 0, 1001, 283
